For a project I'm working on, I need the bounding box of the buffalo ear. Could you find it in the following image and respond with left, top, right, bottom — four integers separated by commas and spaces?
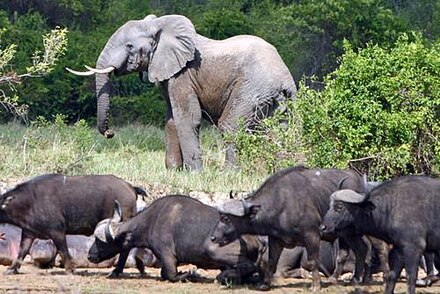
360, 201, 375, 212
120, 232, 132, 249
148, 15, 196, 82
248, 205, 261, 219
113, 200, 123, 222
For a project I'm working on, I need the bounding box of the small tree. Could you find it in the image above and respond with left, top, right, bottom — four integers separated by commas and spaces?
0, 27, 68, 119
299, 33, 440, 179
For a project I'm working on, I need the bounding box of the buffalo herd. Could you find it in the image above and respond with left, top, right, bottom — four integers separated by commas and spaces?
0, 168, 439, 293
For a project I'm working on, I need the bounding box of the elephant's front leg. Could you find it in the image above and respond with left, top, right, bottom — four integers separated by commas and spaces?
165, 116, 183, 169
168, 86, 202, 171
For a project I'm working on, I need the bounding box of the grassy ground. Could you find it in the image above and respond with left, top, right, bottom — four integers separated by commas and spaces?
0, 121, 268, 195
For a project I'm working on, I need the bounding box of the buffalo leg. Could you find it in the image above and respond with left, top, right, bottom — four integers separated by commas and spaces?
329, 239, 350, 284
51, 234, 73, 273
205, 238, 258, 284
303, 232, 321, 291
135, 256, 145, 275
403, 247, 421, 294
6, 230, 35, 274
419, 252, 440, 286
344, 236, 369, 284
258, 236, 284, 291
372, 237, 390, 282
385, 247, 404, 294
108, 250, 130, 278
160, 254, 188, 282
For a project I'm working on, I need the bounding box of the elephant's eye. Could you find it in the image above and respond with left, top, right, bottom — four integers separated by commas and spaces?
126, 43, 134, 50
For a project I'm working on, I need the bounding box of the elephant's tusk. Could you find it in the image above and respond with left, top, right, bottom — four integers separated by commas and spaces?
84, 65, 115, 74
65, 67, 95, 76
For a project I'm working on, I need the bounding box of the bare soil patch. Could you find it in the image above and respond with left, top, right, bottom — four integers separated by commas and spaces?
0, 264, 439, 294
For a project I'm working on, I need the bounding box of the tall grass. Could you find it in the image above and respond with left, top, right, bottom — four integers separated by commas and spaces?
0, 117, 268, 194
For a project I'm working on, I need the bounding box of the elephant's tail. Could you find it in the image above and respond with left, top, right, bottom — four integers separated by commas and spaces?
282, 80, 297, 100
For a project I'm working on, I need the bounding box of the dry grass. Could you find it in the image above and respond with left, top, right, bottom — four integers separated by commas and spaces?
1, 264, 440, 294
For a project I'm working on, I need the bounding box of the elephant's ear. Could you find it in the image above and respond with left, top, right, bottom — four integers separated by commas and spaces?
148, 15, 196, 83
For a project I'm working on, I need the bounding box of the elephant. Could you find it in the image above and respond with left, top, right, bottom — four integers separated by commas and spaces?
67, 14, 296, 171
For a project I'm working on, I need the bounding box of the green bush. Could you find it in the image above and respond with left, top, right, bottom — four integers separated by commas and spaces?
23, 114, 95, 174
110, 86, 166, 127
228, 100, 306, 174
232, 33, 440, 179
299, 33, 440, 179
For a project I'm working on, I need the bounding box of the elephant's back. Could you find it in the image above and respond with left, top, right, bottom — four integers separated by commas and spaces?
197, 34, 278, 57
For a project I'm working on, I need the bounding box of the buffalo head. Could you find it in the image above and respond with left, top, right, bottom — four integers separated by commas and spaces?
88, 201, 129, 263
320, 189, 375, 237
210, 199, 260, 246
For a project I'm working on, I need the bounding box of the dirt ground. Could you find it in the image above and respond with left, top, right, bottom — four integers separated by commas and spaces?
0, 264, 439, 294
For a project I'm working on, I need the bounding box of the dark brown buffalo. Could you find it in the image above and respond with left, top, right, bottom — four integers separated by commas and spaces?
88, 195, 264, 283
0, 174, 146, 275
211, 166, 370, 291
320, 175, 440, 294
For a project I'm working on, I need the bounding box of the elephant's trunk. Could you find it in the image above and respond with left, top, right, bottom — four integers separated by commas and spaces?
96, 55, 114, 139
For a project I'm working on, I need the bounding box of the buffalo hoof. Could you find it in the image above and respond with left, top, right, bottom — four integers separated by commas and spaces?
4, 268, 18, 275
416, 278, 430, 287
310, 284, 321, 292
107, 271, 121, 279
349, 277, 361, 285
255, 282, 271, 291
415, 275, 440, 288
175, 271, 190, 282
327, 276, 338, 284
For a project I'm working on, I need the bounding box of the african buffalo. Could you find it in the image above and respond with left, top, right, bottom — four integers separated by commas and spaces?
0, 224, 20, 266
211, 166, 371, 291
0, 174, 146, 275
320, 175, 440, 294
88, 195, 264, 283
275, 240, 350, 279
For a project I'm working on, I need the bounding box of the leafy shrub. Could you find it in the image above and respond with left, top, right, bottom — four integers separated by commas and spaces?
24, 114, 95, 174
110, 87, 166, 127
299, 33, 440, 179
228, 100, 306, 174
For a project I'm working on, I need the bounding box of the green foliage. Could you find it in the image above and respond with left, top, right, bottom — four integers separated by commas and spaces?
110, 88, 166, 126
26, 27, 68, 75
299, 34, 440, 178
229, 101, 305, 174
256, 0, 408, 80
16, 114, 94, 174
2, 0, 439, 126
0, 22, 68, 120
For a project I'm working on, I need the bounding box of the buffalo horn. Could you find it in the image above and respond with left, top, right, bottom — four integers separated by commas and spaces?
104, 221, 115, 243
337, 176, 349, 190
217, 199, 246, 217
330, 189, 367, 203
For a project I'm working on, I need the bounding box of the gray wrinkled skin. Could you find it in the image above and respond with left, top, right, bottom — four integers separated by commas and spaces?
91, 14, 296, 171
